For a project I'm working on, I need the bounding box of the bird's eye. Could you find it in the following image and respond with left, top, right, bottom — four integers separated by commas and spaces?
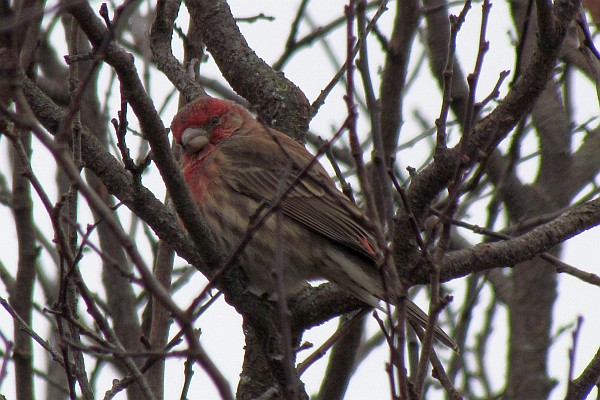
210, 116, 220, 125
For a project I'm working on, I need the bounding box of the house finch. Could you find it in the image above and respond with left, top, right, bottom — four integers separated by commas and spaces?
171, 97, 457, 351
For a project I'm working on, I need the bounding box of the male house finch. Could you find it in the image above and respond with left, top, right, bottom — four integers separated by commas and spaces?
171, 97, 457, 351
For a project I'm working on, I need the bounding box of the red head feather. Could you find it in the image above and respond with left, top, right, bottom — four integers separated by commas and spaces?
170, 97, 237, 144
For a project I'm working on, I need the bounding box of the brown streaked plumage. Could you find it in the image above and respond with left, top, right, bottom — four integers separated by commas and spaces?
171, 97, 457, 351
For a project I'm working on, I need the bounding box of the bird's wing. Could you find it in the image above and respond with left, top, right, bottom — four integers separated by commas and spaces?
218, 128, 380, 262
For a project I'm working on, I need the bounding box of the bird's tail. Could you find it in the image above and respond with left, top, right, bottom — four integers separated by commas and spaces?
325, 247, 459, 351
404, 299, 459, 352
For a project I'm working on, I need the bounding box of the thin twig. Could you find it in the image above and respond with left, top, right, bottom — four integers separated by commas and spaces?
297, 308, 369, 376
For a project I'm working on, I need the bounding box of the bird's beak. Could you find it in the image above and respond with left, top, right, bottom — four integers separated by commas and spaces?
181, 127, 210, 152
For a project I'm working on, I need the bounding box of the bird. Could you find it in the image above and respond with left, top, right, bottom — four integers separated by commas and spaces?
170, 96, 457, 351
